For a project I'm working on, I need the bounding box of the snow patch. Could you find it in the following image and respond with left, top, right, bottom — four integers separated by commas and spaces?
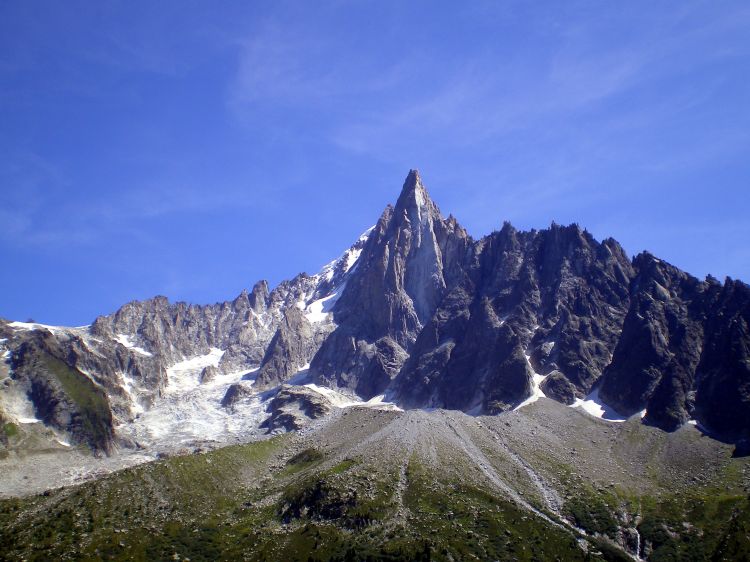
358, 225, 375, 242
286, 366, 312, 385
344, 248, 363, 272
304, 384, 361, 408
361, 394, 402, 411
120, 372, 146, 416
304, 285, 345, 324
0, 381, 42, 424
571, 387, 628, 422
686, 419, 711, 434
114, 334, 153, 357
514, 353, 548, 411
541, 341, 556, 355
304, 384, 402, 412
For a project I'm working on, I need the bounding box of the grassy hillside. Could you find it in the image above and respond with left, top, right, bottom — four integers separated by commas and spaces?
1, 403, 748, 561
41, 354, 113, 450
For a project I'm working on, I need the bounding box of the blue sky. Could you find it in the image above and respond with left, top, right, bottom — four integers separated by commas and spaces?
1, 1, 749, 325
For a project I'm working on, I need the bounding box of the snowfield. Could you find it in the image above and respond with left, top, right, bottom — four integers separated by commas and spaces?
117, 349, 268, 449
571, 387, 628, 422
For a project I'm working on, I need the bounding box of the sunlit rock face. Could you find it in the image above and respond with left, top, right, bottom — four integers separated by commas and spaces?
1, 169, 749, 457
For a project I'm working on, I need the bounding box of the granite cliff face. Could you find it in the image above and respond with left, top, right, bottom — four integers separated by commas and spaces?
310, 170, 471, 399
316, 171, 749, 450
1, 170, 748, 456
391, 220, 634, 414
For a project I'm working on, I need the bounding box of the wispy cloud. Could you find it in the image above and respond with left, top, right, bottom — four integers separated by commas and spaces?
0, 148, 278, 250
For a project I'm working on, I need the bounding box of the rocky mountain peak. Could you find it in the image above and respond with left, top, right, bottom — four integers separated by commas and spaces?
395, 168, 425, 205
310, 171, 471, 398
393, 169, 442, 228
249, 280, 271, 313
232, 289, 250, 309
2, 169, 749, 461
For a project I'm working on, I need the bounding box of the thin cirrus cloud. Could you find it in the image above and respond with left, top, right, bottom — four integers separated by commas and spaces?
106, 4, 750, 255
0, 147, 272, 251
1, 1, 748, 325
224, 3, 748, 171
227, 19, 416, 125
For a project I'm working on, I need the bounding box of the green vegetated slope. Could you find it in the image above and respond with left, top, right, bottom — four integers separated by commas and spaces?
1, 403, 749, 561
40, 354, 114, 450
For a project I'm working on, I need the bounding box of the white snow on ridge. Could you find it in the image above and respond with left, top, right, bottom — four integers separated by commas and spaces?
9, 321, 64, 334
342, 225, 374, 271
317, 225, 374, 282
300, 225, 376, 324
357, 225, 376, 243
8, 321, 89, 334
114, 334, 153, 357
320, 259, 339, 282
571, 387, 628, 422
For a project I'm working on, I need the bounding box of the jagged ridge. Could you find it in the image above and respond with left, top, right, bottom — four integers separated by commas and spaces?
0, 170, 748, 456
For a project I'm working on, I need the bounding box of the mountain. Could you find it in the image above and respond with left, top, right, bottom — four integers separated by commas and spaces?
310, 170, 471, 399
1, 170, 749, 462
1, 170, 750, 560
